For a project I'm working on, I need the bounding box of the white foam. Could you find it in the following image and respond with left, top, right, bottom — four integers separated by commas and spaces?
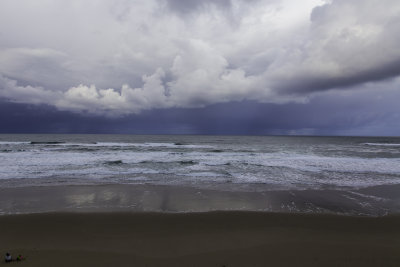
1, 138, 400, 189
0, 141, 30, 145
38, 142, 214, 149
43, 142, 137, 147
130, 143, 213, 149
181, 172, 225, 177
247, 152, 400, 175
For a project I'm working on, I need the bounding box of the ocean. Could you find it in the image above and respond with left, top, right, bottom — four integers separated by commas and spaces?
1, 134, 400, 215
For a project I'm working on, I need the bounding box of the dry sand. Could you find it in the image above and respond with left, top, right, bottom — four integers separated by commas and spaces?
1, 212, 399, 267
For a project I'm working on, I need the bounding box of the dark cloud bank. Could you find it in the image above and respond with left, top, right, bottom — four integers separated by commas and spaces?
2, 82, 399, 135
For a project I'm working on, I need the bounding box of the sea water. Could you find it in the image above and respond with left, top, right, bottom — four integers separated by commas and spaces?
1, 134, 400, 215
1, 134, 399, 190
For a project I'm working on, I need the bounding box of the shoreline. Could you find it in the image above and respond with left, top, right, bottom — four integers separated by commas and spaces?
1, 183, 399, 216
1, 211, 399, 267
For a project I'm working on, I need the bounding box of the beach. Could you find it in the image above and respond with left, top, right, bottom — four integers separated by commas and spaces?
1, 211, 399, 267
2, 0, 400, 261
1, 135, 400, 266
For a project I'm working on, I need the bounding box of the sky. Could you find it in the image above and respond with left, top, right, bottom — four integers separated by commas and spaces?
0, 0, 400, 135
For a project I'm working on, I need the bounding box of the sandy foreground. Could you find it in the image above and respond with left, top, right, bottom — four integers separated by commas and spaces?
0, 212, 399, 267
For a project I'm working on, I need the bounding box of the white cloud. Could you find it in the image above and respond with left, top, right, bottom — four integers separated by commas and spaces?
0, 75, 59, 105
55, 68, 171, 115
0, 0, 399, 115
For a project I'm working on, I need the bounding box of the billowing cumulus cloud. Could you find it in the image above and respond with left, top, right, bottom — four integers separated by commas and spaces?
0, 0, 399, 116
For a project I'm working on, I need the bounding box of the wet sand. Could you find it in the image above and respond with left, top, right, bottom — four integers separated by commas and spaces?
1, 211, 399, 267
1, 184, 399, 215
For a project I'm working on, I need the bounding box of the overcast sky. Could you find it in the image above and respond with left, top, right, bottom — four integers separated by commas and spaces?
1, 0, 399, 135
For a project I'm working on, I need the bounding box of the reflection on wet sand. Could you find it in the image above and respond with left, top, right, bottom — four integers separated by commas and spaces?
67, 193, 95, 206
0, 184, 399, 215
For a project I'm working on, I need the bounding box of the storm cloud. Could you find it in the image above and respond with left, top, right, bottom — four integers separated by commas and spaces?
2, 78, 400, 135
164, 0, 232, 14
0, 0, 400, 116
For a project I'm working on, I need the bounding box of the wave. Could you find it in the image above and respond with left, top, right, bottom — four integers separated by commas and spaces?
104, 160, 124, 165
133, 143, 212, 149
30, 141, 66, 145
1, 140, 214, 150
0, 141, 30, 145
179, 160, 197, 165
209, 149, 224, 153
138, 160, 198, 165
363, 143, 400, 147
